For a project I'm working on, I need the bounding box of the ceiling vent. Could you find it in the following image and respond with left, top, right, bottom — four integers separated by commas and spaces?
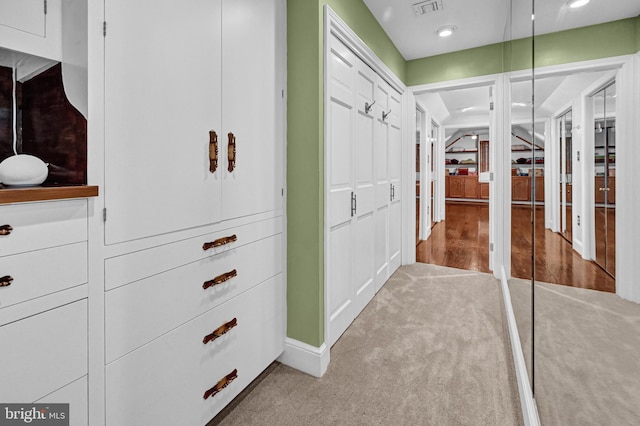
412, 0, 443, 15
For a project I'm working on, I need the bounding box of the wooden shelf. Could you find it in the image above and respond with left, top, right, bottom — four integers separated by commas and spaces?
0, 185, 99, 204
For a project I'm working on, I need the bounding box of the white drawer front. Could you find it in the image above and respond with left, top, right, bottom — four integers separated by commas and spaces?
0, 200, 87, 257
0, 300, 88, 403
105, 234, 282, 362
104, 217, 281, 291
35, 376, 87, 426
106, 276, 284, 426
0, 242, 88, 309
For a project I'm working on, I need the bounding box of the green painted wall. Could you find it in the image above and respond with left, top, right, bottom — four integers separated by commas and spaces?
287, 2, 639, 349
533, 19, 637, 69
636, 14, 640, 51
406, 43, 504, 87
286, 0, 405, 348
406, 18, 639, 87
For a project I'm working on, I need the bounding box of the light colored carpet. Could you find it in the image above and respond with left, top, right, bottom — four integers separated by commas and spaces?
211, 263, 522, 426
509, 278, 640, 426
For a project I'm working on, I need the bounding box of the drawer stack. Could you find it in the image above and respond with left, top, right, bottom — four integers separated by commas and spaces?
0, 200, 89, 426
104, 218, 285, 425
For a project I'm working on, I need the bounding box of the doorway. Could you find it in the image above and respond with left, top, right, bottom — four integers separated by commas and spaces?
415, 84, 494, 273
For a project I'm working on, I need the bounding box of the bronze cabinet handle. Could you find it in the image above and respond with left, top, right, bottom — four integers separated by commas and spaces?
0, 225, 13, 236
203, 369, 238, 400
202, 234, 237, 251
228, 132, 236, 172
203, 269, 237, 290
203, 318, 238, 344
209, 130, 218, 173
0, 276, 14, 287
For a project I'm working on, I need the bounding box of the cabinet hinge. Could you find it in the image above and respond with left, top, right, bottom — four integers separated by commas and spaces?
281, 188, 284, 196
489, 242, 494, 252
281, 89, 285, 99
489, 101, 494, 111
103, 208, 107, 222
44, 0, 47, 15
103, 21, 107, 37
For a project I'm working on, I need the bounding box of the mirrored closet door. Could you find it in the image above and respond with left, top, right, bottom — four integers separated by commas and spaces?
592, 82, 616, 277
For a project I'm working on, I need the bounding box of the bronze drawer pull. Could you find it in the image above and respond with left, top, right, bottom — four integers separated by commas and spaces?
228, 132, 236, 172
203, 369, 238, 400
0, 276, 14, 287
202, 234, 237, 251
203, 269, 237, 290
209, 130, 218, 173
0, 225, 13, 236
203, 318, 238, 344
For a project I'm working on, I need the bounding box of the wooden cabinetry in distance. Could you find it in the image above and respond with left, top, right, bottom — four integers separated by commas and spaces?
512, 176, 531, 201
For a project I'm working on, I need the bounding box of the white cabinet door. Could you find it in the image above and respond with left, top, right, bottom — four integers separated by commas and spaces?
221, 0, 283, 220
326, 35, 355, 347
352, 61, 376, 315
104, 0, 222, 244
374, 80, 390, 290
0, 0, 45, 36
388, 89, 403, 274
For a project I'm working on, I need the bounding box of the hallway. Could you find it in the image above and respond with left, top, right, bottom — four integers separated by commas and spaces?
416, 203, 615, 292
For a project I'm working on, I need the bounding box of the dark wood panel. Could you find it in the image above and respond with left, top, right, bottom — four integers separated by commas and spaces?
21, 64, 87, 185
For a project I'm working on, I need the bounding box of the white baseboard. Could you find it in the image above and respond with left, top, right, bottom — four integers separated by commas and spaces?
500, 267, 541, 426
277, 338, 330, 378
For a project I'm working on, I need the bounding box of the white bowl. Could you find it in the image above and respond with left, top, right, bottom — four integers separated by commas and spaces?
0, 154, 49, 186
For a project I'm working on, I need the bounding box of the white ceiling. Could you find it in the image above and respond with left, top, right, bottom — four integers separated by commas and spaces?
363, 0, 640, 60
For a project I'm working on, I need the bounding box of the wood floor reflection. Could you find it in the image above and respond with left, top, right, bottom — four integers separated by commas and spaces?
416, 202, 615, 293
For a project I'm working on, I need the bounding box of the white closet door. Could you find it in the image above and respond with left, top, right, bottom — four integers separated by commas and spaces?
104, 0, 222, 244
327, 35, 356, 347
221, 0, 283, 220
374, 80, 390, 290
388, 89, 403, 274
352, 60, 376, 315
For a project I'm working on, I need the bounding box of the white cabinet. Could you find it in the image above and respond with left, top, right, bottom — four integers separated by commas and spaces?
105, 274, 284, 426
0, 0, 62, 60
325, 33, 403, 347
0, 299, 87, 403
0, 200, 89, 415
103, 0, 283, 244
0, 0, 46, 36
98, 1, 286, 424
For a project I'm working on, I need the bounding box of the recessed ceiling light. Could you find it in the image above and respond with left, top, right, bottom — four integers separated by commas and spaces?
513, 102, 528, 107
459, 106, 473, 112
568, 0, 589, 8
436, 25, 456, 38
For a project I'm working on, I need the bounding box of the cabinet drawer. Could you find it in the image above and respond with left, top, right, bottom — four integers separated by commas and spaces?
35, 376, 87, 426
105, 234, 281, 362
105, 217, 281, 291
0, 300, 87, 403
0, 242, 87, 309
0, 200, 87, 257
106, 276, 284, 426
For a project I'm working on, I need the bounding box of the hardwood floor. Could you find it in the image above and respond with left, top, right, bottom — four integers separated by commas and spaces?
416, 202, 616, 293
417, 202, 490, 274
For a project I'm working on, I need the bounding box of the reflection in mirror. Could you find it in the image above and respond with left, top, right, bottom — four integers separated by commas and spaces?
592, 82, 616, 277
520, 0, 640, 422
